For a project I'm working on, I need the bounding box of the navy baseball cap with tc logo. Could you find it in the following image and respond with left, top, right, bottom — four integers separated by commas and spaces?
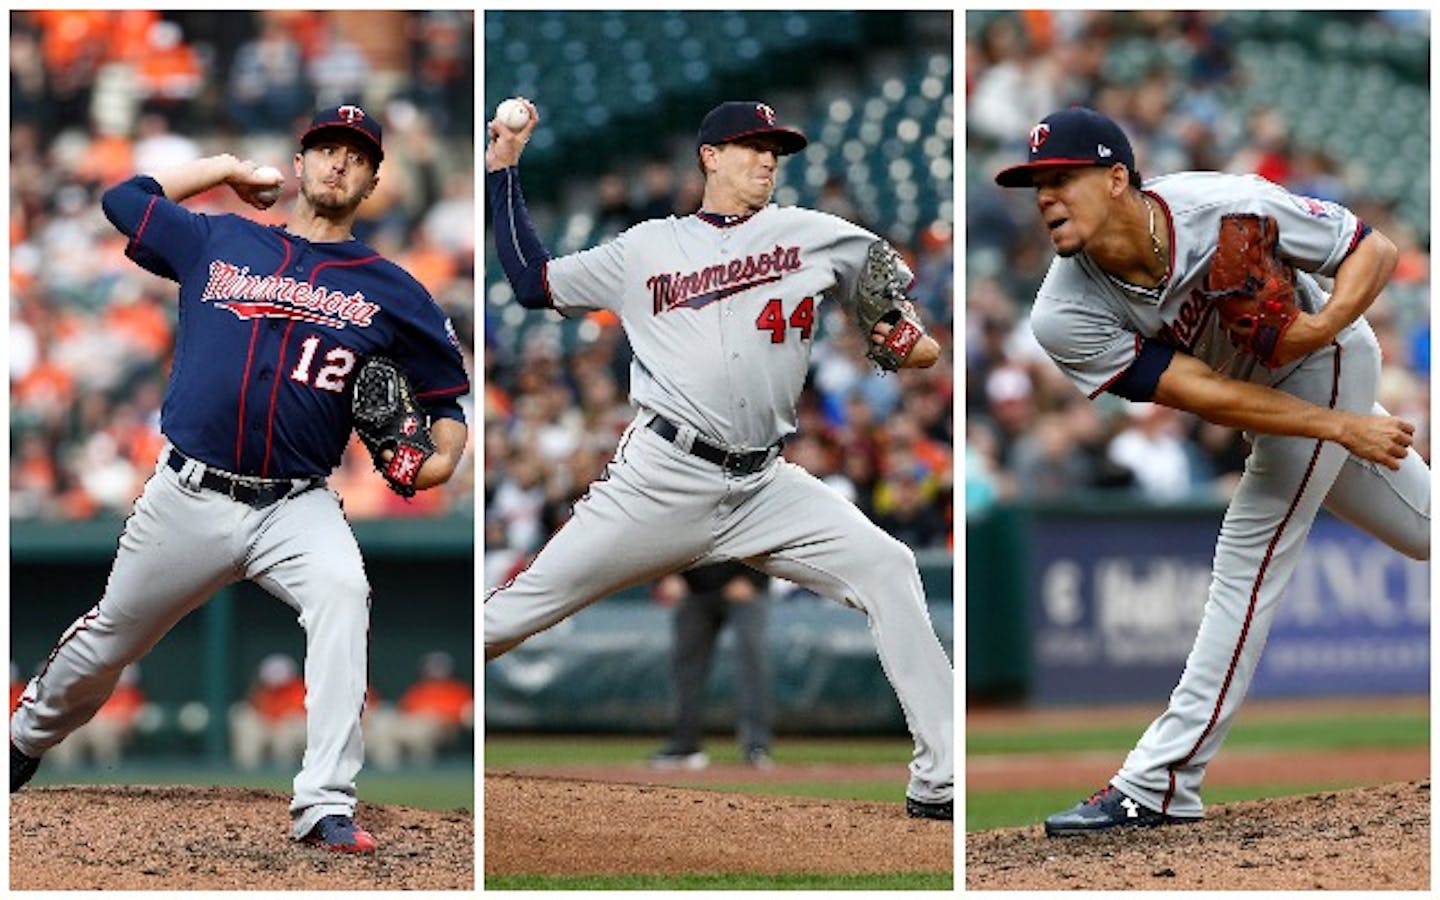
301, 104, 384, 166
697, 101, 808, 155
994, 107, 1135, 187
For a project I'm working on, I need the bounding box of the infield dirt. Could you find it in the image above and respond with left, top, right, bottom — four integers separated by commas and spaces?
484, 772, 955, 878
966, 780, 1429, 890
10, 784, 472, 890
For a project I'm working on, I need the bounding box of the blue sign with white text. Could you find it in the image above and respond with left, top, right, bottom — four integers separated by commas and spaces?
1027, 511, 1428, 704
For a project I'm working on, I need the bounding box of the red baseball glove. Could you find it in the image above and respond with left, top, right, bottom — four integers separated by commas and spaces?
1202, 213, 1301, 368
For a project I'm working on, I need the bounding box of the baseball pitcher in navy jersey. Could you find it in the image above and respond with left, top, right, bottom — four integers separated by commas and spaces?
485, 99, 954, 820
9, 105, 470, 853
994, 107, 1428, 835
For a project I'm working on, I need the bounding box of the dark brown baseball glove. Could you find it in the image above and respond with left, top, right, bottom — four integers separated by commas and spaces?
1202, 213, 1301, 368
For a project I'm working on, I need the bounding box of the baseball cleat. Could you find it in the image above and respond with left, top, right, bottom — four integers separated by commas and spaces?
301, 814, 378, 853
647, 748, 710, 771
10, 742, 40, 793
905, 796, 953, 821
1044, 785, 1196, 836
743, 747, 774, 770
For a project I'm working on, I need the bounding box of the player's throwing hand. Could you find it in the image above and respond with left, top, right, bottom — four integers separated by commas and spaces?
486, 98, 539, 172
226, 159, 287, 211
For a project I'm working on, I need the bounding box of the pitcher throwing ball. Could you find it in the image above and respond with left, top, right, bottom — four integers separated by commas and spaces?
10, 105, 471, 852
485, 98, 954, 820
994, 107, 1429, 835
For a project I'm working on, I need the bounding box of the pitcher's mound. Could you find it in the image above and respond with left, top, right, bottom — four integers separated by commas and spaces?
10, 785, 472, 891
484, 772, 954, 877
966, 780, 1429, 890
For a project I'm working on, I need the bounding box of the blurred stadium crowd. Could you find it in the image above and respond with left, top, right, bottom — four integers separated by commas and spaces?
966, 10, 1430, 512
482, 11, 955, 589
10, 9, 475, 520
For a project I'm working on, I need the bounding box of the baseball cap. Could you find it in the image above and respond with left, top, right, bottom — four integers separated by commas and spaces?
696, 101, 808, 155
994, 107, 1135, 188
301, 104, 384, 166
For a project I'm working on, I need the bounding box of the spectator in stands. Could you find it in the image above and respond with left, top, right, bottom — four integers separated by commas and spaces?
229, 653, 307, 771
650, 562, 773, 770
366, 651, 473, 769
227, 15, 310, 133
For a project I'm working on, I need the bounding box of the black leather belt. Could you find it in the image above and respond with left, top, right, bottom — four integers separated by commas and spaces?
646, 415, 778, 476
167, 449, 322, 508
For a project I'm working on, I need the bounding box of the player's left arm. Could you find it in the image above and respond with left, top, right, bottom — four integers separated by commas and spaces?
870, 318, 941, 368
1272, 228, 1398, 364
413, 417, 468, 490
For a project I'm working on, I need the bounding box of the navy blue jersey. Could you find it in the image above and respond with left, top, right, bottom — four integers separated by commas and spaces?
102, 175, 469, 478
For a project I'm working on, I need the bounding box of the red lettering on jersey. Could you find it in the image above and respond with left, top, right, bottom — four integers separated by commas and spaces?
646, 245, 804, 314
1167, 288, 1218, 349
200, 261, 380, 329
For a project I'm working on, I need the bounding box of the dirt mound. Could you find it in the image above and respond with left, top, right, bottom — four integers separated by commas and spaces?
10, 785, 472, 891
966, 780, 1429, 891
484, 772, 954, 877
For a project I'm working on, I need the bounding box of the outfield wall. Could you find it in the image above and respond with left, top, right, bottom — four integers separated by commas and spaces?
968, 500, 1429, 704
484, 551, 954, 734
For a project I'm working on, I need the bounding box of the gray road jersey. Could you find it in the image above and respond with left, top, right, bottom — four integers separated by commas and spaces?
546, 205, 905, 448
1031, 171, 1366, 398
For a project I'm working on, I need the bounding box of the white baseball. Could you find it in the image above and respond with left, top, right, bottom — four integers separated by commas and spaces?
496, 98, 531, 131
252, 165, 283, 203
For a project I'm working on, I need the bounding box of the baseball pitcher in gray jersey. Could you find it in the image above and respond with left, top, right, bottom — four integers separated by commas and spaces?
484, 99, 954, 820
996, 107, 1429, 836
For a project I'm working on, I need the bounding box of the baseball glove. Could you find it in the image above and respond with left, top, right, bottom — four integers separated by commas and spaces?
351, 356, 435, 498
855, 239, 926, 372
1202, 213, 1300, 368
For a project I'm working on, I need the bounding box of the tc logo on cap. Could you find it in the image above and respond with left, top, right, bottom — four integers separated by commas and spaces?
756, 103, 777, 126
338, 104, 366, 124
1029, 123, 1050, 153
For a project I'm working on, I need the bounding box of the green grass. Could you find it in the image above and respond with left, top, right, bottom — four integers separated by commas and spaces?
967, 709, 1429, 755
25, 763, 473, 811
485, 871, 953, 890
965, 781, 1376, 833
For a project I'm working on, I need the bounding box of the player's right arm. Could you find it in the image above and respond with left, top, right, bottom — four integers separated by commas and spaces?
143, 154, 282, 208
485, 99, 552, 309
100, 155, 282, 282
1152, 352, 1413, 469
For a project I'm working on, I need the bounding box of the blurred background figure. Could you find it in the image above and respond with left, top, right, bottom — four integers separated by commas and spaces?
47, 664, 151, 770
229, 653, 306, 771
650, 563, 773, 770
367, 651, 473, 770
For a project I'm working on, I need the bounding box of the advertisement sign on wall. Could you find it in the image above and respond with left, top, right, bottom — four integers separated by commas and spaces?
1027, 511, 1428, 704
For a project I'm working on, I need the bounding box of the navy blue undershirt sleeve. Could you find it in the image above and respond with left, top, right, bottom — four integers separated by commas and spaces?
1107, 338, 1176, 402
486, 167, 553, 309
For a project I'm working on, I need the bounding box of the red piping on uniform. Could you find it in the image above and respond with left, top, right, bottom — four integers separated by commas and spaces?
1088, 334, 1144, 399
22, 607, 103, 709
1161, 341, 1343, 814
541, 259, 555, 307
234, 322, 261, 470
416, 383, 470, 400
309, 255, 382, 280
129, 196, 161, 253
1344, 219, 1369, 258
261, 321, 296, 477
236, 240, 295, 470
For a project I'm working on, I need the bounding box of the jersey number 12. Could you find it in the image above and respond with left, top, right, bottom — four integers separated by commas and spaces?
290, 335, 357, 392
